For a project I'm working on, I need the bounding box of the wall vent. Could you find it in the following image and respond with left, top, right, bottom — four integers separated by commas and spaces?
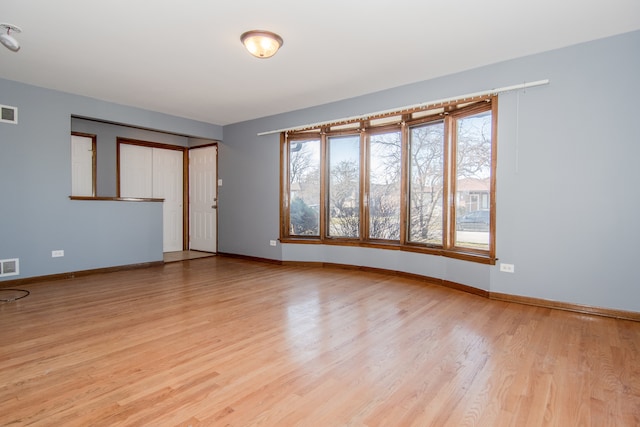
0, 104, 18, 124
0, 258, 19, 277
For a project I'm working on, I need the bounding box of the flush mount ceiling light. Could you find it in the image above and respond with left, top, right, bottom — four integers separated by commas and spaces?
240, 30, 283, 59
0, 23, 21, 52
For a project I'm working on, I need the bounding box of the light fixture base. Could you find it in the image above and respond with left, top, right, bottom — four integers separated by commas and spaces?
0, 23, 22, 34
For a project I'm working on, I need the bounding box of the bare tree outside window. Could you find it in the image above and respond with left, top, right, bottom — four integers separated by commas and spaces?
329, 135, 360, 238
289, 139, 320, 236
369, 131, 401, 240
454, 111, 492, 250
409, 121, 445, 244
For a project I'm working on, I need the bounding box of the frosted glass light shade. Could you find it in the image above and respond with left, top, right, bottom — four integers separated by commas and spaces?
240, 30, 283, 59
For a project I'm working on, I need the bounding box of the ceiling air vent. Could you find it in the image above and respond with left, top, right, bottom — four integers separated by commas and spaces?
0, 258, 19, 277
0, 104, 18, 124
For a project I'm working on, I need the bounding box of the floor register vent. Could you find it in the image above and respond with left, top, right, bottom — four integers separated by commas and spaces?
0, 258, 19, 277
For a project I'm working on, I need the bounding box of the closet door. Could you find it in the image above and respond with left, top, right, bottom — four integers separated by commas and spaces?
119, 143, 183, 252
120, 144, 153, 198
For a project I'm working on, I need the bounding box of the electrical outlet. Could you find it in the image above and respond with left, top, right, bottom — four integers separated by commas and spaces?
500, 263, 515, 273
51, 250, 64, 258
270, 240, 277, 246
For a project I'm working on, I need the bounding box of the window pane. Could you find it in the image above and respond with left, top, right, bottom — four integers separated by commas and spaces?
455, 111, 491, 250
328, 135, 360, 238
408, 121, 444, 245
369, 131, 401, 240
289, 139, 320, 236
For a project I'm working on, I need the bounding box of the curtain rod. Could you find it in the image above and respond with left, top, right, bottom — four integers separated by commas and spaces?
257, 79, 549, 136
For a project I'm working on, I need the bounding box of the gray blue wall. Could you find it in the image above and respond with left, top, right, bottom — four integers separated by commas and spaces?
2, 31, 638, 313
0, 80, 222, 279
220, 30, 640, 313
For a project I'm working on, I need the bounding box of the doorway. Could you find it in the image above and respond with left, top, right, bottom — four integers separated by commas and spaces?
118, 139, 218, 255
189, 145, 218, 253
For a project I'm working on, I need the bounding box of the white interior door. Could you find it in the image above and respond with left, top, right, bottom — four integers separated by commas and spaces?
120, 143, 184, 252
189, 145, 217, 252
71, 134, 94, 196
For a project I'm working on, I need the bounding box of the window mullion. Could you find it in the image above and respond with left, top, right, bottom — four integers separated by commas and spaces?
399, 117, 409, 245
444, 115, 455, 250
280, 134, 289, 238
361, 126, 369, 241
320, 130, 328, 240
489, 98, 498, 259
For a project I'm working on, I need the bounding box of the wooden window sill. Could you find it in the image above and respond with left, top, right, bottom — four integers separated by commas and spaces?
69, 196, 164, 202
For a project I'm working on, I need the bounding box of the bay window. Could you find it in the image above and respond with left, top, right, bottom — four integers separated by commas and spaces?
280, 96, 497, 263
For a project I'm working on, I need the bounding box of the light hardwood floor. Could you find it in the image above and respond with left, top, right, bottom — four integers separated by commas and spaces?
1, 257, 638, 426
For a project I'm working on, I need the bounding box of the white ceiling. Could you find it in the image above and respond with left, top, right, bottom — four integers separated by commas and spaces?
2, 1, 639, 126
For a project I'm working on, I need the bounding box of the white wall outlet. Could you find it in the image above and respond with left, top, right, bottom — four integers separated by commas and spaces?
51, 250, 64, 258
270, 240, 277, 246
500, 263, 515, 273
218, 179, 223, 186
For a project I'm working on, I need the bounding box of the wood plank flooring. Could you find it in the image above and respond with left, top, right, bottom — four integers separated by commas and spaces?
0, 257, 638, 426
